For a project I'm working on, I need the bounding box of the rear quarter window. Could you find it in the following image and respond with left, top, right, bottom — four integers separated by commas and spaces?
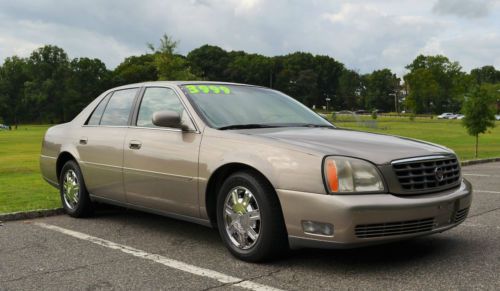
86, 93, 111, 125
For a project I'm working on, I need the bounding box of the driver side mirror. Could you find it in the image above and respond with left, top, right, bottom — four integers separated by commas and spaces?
152, 110, 182, 129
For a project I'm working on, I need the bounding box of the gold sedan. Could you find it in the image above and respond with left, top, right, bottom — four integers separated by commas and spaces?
40, 82, 472, 261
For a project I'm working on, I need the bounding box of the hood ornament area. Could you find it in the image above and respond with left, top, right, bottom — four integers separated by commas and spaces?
434, 167, 445, 182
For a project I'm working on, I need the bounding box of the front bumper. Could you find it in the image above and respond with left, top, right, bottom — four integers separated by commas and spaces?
276, 179, 472, 249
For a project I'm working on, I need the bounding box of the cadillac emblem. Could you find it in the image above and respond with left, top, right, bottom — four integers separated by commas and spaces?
434, 167, 445, 182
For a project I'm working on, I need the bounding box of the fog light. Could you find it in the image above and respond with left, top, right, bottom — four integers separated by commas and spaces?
301, 220, 334, 236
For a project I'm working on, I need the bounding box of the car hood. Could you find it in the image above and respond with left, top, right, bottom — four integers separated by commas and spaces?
237, 127, 452, 165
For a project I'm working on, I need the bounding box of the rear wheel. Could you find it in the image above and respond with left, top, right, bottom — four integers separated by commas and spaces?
216, 171, 288, 262
59, 160, 93, 217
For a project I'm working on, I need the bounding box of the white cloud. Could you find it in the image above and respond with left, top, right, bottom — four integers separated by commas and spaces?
0, 14, 140, 67
433, 0, 496, 18
0, 0, 498, 76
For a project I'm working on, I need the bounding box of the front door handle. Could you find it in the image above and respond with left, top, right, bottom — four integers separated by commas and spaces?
129, 140, 142, 150
79, 137, 88, 145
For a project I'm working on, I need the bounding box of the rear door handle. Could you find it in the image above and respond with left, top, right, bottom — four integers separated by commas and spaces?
129, 140, 142, 150
79, 137, 88, 145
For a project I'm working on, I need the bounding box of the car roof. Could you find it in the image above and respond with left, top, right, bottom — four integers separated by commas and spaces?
111, 81, 265, 91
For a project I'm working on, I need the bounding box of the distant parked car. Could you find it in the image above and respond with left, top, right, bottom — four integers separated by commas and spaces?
437, 113, 456, 119
337, 110, 354, 115
455, 114, 465, 120
0, 124, 9, 130
495, 114, 500, 121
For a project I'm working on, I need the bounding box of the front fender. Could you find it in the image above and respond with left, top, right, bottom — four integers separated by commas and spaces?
198, 130, 326, 212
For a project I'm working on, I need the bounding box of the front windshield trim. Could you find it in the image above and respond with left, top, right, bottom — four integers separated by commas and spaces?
179, 83, 335, 130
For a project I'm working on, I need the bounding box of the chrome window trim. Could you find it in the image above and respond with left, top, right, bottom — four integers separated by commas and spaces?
129, 126, 198, 134
80, 124, 200, 134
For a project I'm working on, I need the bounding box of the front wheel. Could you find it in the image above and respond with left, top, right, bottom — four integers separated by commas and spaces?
216, 171, 288, 262
59, 160, 93, 217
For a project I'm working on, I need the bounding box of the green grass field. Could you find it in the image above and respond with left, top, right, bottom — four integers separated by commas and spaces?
0, 125, 60, 214
0, 119, 499, 214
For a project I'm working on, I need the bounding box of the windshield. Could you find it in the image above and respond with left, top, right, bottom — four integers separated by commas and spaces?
180, 84, 333, 129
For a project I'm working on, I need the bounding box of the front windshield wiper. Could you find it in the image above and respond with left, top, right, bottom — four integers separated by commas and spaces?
218, 124, 283, 130
290, 123, 335, 129
218, 123, 335, 130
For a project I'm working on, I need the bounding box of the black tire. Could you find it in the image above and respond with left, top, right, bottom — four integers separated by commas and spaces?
59, 160, 93, 218
216, 170, 288, 262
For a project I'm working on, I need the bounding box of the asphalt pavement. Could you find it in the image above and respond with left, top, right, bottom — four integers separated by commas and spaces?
1, 162, 499, 290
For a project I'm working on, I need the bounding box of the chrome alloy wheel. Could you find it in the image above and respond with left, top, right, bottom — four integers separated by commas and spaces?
223, 186, 261, 249
63, 169, 80, 209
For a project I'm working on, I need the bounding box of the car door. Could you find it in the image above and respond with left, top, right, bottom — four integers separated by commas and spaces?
78, 87, 139, 202
123, 86, 202, 217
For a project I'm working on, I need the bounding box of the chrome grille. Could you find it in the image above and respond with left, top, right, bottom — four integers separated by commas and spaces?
392, 156, 460, 193
355, 218, 435, 238
454, 207, 469, 223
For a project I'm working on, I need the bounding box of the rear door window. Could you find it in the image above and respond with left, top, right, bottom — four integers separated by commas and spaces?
100, 88, 138, 126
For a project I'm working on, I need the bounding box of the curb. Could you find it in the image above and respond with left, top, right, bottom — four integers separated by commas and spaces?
1, 157, 499, 223
461, 157, 500, 166
0, 208, 64, 223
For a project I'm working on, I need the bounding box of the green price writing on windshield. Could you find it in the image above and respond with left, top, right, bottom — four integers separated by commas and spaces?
185, 85, 231, 94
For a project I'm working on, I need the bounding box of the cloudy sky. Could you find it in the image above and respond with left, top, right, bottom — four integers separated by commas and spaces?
0, 0, 498, 76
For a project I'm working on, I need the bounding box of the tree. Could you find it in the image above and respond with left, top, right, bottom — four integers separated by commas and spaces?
404, 55, 467, 114
363, 69, 400, 112
24, 45, 70, 123
274, 52, 318, 105
225, 53, 273, 86
65, 58, 111, 119
313, 55, 344, 109
462, 87, 496, 158
0, 56, 29, 127
338, 69, 362, 110
470, 65, 500, 84
149, 34, 197, 80
112, 54, 157, 86
187, 45, 231, 80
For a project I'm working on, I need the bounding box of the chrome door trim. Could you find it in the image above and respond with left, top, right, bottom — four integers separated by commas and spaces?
123, 166, 195, 182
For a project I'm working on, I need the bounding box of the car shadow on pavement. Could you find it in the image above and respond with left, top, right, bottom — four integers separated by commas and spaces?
87, 204, 465, 270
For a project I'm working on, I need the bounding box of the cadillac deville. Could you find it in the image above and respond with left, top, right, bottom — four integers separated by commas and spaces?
40, 82, 472, 261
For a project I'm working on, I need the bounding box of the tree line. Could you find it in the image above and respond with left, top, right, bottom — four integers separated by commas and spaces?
0, 34, 499, 125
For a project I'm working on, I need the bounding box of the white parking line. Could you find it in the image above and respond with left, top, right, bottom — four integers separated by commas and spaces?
467, 166, 500, 170
462, 173, 493, 177
475, 190, 500, 194
35, 222, 282, 291
462, 222, 500, 230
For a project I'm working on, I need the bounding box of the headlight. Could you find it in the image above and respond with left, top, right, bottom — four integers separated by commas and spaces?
323, 156, 385, 193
